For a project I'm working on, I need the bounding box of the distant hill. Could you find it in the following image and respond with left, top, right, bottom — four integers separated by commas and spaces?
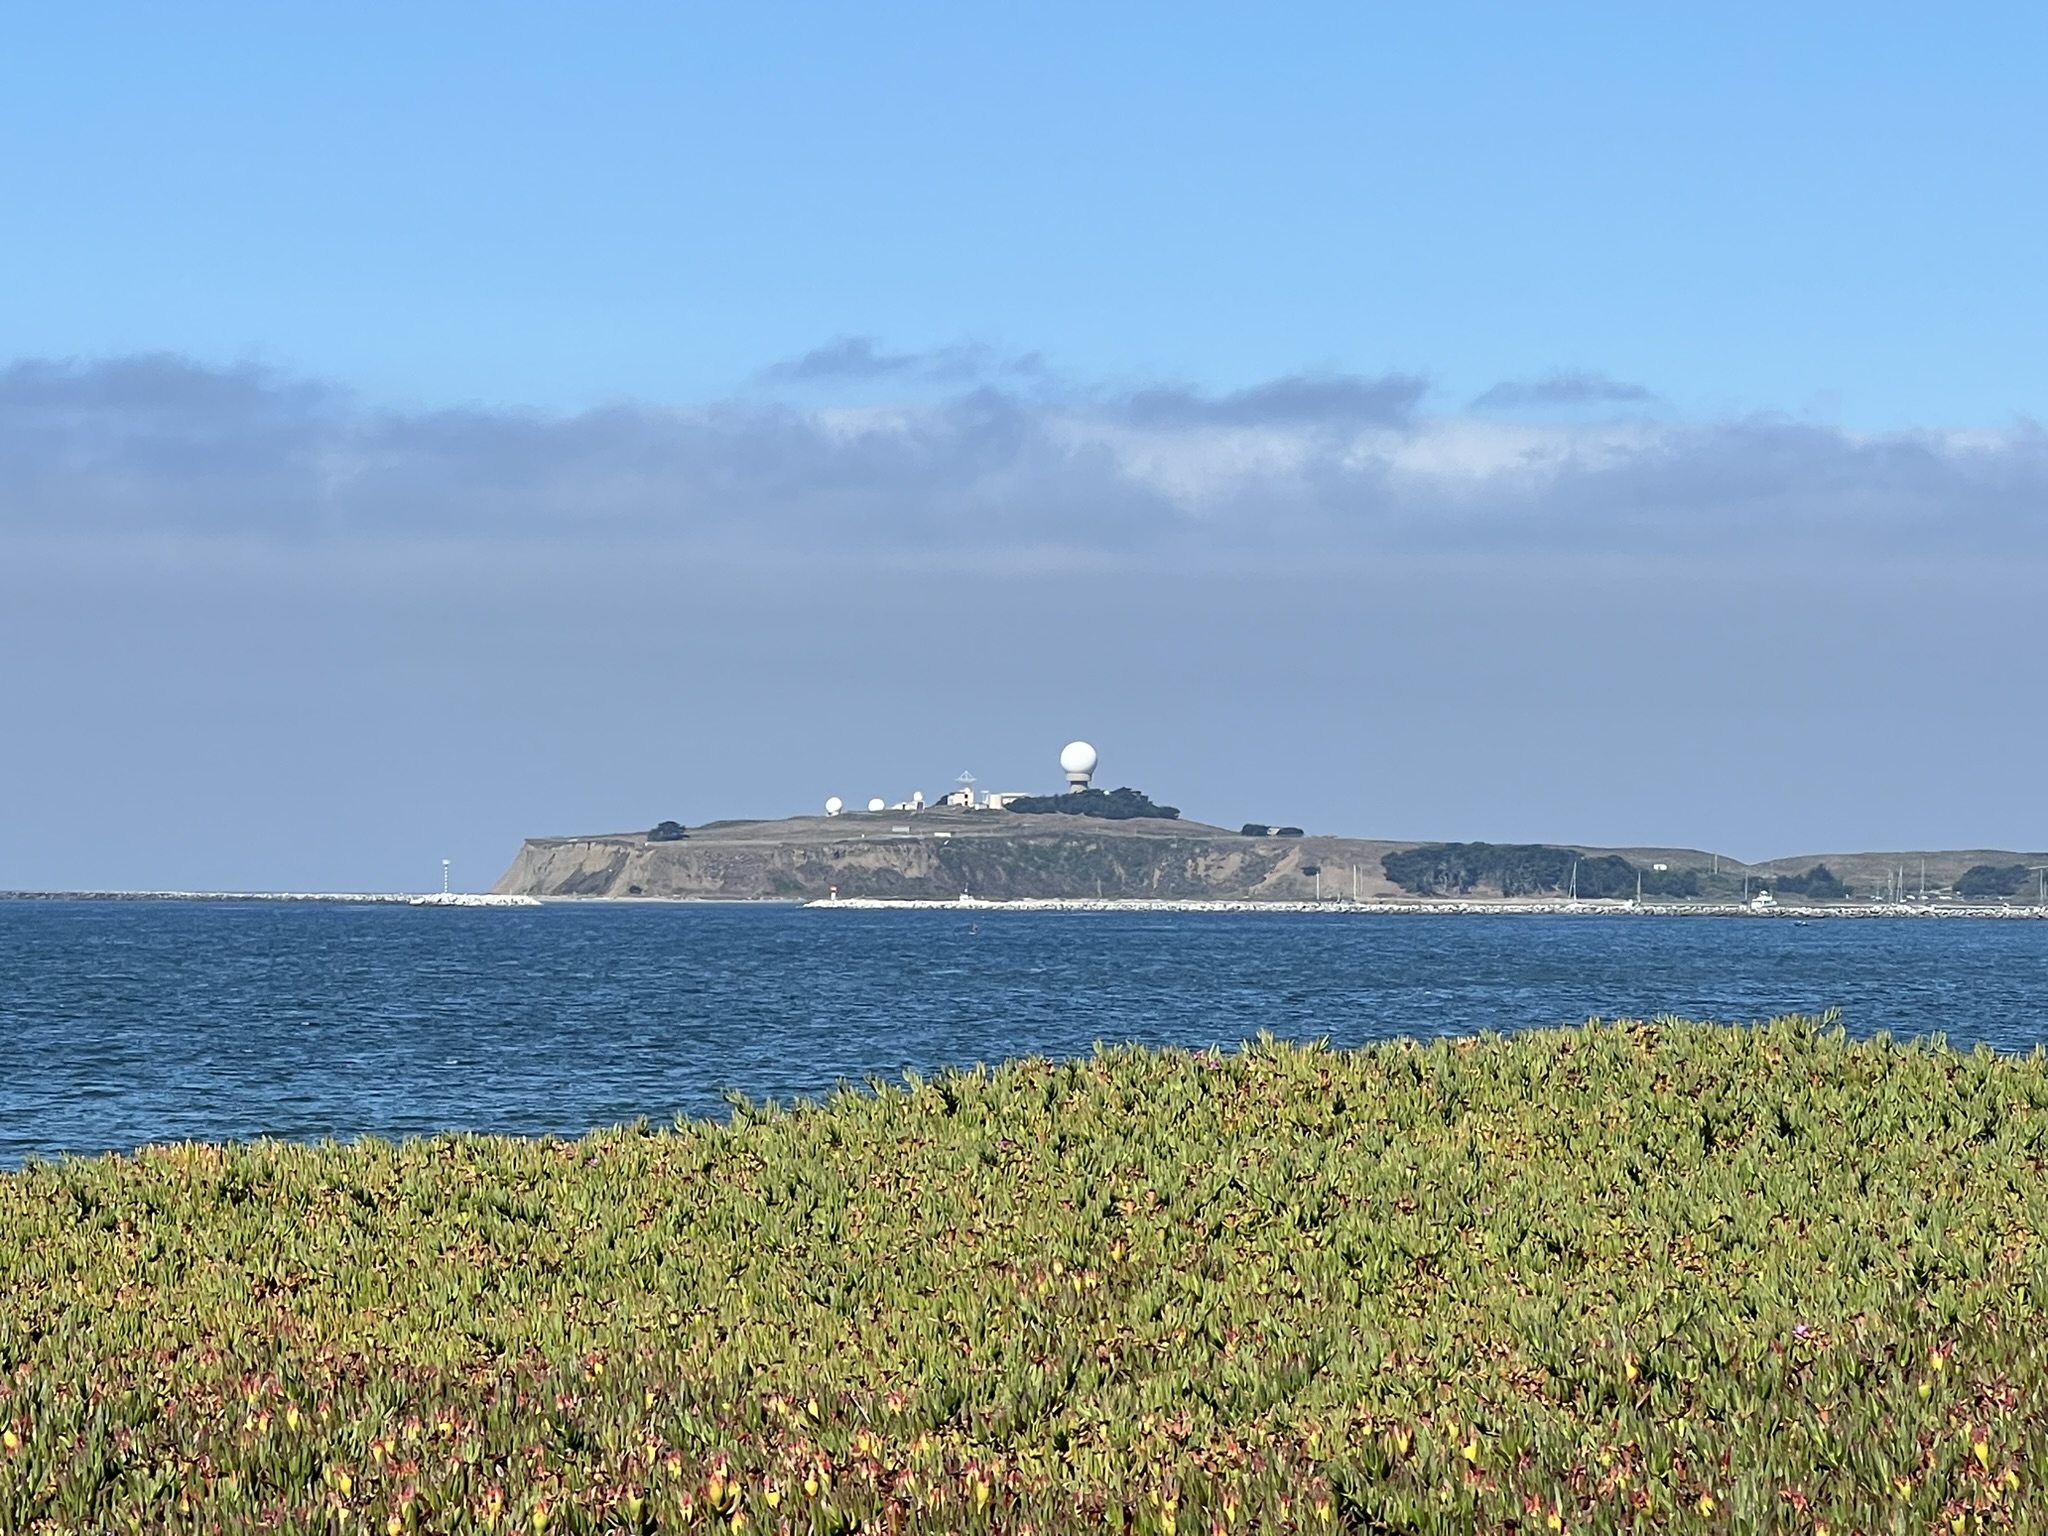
494, 812, 2048, 905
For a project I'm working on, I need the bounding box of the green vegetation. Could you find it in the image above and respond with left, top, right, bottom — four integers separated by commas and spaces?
647, 822, 688, 843
1637, 866, 1700, 899
4, 1018, 2047, 1532
1771, 864, 1849, 901
1958, 864, 2032, 900
1382, 844, 1635, 899
1001, 787, 1180, 821
1382, 846, 1723, 901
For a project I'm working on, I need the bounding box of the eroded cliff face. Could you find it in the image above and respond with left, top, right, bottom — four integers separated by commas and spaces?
491, 821, 1406, 902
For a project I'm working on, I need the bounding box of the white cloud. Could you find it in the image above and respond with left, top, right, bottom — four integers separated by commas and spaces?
3, 353, 2045, 571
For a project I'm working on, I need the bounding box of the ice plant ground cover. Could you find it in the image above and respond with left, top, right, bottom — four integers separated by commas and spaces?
2, 1018, 2046, 1533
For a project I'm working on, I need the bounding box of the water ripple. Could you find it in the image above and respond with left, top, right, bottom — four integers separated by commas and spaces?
2, 901, 2044, 1164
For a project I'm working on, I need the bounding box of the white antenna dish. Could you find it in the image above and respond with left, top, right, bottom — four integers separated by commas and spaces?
824, 796, 843, 816
1059, 740, 1098, 791
867, 797, 886, 813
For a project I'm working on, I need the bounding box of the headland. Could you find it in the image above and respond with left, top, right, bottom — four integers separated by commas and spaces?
492, 736, 2048, 910
490, 815, 2048, 913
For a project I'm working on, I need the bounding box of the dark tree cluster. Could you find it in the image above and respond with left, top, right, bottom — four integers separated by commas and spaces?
1240, 824, 1305, 838
1001, 787, 1181, 820
1772, 863, 1849, 899
1640, 866, 1702, 898
648, 821, 689, 842
1381, 843, 1655, 899
1956, 863, 2031, 898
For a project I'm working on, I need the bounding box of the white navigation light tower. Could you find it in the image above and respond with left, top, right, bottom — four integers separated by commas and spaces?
441, 859, 451, 895
1060, 740, 1098, 793
824, 796, 843, 817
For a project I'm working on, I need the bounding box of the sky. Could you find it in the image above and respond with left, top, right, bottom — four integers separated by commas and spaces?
2, 2, 2046, 890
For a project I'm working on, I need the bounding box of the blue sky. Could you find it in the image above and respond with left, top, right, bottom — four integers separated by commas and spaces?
6, 2, 2045, 423
2, 3, 2046, 889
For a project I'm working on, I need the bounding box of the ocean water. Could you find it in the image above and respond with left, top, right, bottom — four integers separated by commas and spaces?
3, 900, 2046, 1165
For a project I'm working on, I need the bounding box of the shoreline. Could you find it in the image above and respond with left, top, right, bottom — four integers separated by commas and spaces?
807, 895, 2048, 918
10, 890, 2045, 919
0, 890, 540, 906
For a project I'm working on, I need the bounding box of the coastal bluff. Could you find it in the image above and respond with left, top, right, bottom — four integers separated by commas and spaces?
491, 812, 1421, 902
491, 814, 1720, 904
491, 815, 2048, 906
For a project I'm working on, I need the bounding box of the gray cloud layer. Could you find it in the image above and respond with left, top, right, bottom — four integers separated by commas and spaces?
1471, 369, 1657, 411
759, 336, 1046, 386
4, 353, 2044, 568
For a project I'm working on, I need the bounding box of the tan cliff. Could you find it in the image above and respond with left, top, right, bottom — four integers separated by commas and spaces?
491, 811, 1422, 903
491, 811, 2048, 906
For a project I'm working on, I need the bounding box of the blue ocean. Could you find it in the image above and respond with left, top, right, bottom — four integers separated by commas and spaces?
4, 900, 2045, 1165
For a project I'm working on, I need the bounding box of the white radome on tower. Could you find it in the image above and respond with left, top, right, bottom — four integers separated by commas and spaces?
824, 797, 843, 816
1060, 740, 1098, 791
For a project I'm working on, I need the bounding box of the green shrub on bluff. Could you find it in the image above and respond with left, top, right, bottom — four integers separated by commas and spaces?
1958, 863, 2032, 899
3, 1018, 2047, 1532
1383, 842, 1638, 898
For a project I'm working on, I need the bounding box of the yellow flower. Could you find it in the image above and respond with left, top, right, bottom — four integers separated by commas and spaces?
1698, 1494, 1714, 1515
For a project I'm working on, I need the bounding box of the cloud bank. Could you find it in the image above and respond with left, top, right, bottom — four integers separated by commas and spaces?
5, 353, 2045, 569
1470, 369, 1657, 410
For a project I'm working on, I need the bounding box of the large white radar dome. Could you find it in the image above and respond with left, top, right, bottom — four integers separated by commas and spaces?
867, 797, 886, 813
824, 796, 843, 816
1059, 741, 1098, 776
